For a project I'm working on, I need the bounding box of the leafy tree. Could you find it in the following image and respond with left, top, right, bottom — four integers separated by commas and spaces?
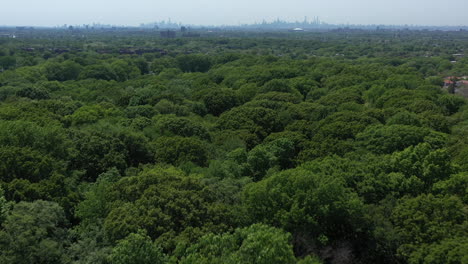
111, 60, 141, 82
0, 146, 61, 183
317, 88, 363, 108
437, 94, 466, 115
287, 102, 330, 122
179, 224, 298, 264
388, 143, 455, 189
154, 99, 190, 116
254, 91, 302, 104
152, 115, 210, 140
104, 166, 235, 247
247, 138, 296, 180
152, 136, 209, 166
290, 77, 320, 98
132, 58, 150, 75
0, 200, 69, 264
356, 124, 432, 154
405, 236, 468, 264
315, 111, 380, 140
177, 54, 212, 73
16, 86, 50, 100
125, 105, 156, 118
43, 60, 82, 81
109, 231, 167, 264
387, 111, 422, 127
217, 106, 283, 139
200, 88, 239, 116
261, 78, 295, 94
0, 120, 70, 158
391, 194, 467, 262
65, 104, 122, 126
242, 167, 364, 251
67, 223, 112, 264
70, 129, 128, 180
79, 64, 117, 81
0, 56, 16, 70
75, 168, 121, 223
433, 172, 468, 203
0, 186, 9, 225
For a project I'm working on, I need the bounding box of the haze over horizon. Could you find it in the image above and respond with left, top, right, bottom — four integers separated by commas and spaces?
1, 0, 468, 27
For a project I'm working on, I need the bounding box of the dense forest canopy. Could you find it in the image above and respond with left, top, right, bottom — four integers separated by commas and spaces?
0, 28, 467, 264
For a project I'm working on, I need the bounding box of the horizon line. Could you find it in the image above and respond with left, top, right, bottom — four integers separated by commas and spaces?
1, 18, 468, 29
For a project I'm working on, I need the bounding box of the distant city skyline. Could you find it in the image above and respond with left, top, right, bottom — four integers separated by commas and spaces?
1, 0, 468, 27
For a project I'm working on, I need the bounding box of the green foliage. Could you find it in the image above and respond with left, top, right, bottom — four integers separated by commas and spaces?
109, 231, 167, 264
16, 86, 50, 99
152, 136, 209, 166
177, 54, 212, 73
405, 236, 468, 264
437, 94, 466, 115
67, 223, 113, 264
0, 186, 9, 225
391, 194, 467, 262
242, 167, 364, 248
103, 166, 234, 247
0, 56, 16, 70
0, 200, 69, 264
387, 111, 422, 127
43, 60, 82, 81
70, 129, 128, 180
0, 120, 70, 158
261, 78, 295, 93
316, 88, 363, 108
75, 168, 121, 223
179, 224, 297, 264
433, 172, 468, 203
201, 88, 239, 116
79, 63, 118, 81
296, 255, 323, 264
152, 115, 210, 140
356, 124, 432, 154
389, 143, 455, 189
111, 59, 141, 82
217, 106, 283, 139
316, 111, 380, 140
0, 30, 467, 264
66, 104, 122, 126
287, 102, 330, 122
0, 146, 60, 182
247, 138, 296, 180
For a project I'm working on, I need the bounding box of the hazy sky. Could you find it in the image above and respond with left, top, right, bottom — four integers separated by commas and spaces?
1, 0, 468, 27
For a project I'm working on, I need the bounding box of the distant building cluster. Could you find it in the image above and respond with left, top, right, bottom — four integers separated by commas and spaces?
160, 30, 176, 38
0, 34, 16, 38
444, 76, 468, 97
444, 76, 468, 87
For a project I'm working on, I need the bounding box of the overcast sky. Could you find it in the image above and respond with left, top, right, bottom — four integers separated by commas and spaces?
1, 0, 468, 27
